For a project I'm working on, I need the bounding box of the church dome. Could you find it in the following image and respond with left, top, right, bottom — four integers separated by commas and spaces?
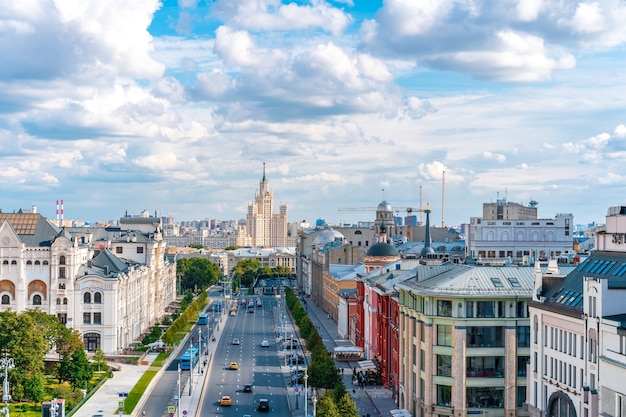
312, 229, 344, 246
367, 242, 400, 257
377, 200, 393, 213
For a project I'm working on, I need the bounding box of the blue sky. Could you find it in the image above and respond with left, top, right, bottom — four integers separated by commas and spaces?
2, 0, 626, 228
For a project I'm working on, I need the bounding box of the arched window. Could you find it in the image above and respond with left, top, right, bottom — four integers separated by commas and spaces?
1, 295, 9, 305
56, 298, 61, 305
35, 261, 40, 265
33, 294, 42, 305
43, 261, 48, 265
26, 260, 32, 265
10, 260, 16, 265
94, 292, 102, 304
63, 298, 68, 305
59, 256, 66, 265
84, 292, 91, 303
2, 261, 7, 265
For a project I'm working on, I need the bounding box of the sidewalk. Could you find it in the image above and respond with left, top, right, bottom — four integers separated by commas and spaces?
288, 297, 398, 417
75, 308, 228, 417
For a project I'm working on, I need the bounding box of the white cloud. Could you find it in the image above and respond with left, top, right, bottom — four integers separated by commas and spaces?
483, 151, 507, 163
212, 0, 353, 35
569, 2, 605, 34
515, 0, 543, 21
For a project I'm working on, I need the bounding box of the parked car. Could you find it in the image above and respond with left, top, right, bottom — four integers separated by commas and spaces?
287, 354, 305, 364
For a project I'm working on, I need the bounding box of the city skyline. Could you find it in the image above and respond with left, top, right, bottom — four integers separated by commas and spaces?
2, 1, 626, 227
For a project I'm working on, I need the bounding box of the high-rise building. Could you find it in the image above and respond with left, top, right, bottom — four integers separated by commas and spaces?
245, 163, 294, 247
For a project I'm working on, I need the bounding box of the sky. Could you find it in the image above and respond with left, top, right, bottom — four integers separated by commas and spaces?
2, 0, 626, 228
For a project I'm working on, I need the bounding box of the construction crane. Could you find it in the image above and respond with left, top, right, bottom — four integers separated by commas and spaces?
338, 203, 430, 242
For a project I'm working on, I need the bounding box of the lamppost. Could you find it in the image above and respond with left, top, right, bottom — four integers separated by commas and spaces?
312, 394, 317, 417
0, 352, 13, 417
304, 368, 308, 417
198, 329, 202, 374
177, 363, 181, 417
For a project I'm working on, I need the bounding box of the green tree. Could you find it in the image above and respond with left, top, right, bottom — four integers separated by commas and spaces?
66, 348, 92, 390
176, 258, 221, 292
336, 392, 359, 417
233, 259, 260, 288
315, 391, 340, 417
92, 348, 108, 373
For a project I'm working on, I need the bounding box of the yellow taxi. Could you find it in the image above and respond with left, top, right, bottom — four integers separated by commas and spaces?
229, 361, 239, 370
220, 395, 232, 406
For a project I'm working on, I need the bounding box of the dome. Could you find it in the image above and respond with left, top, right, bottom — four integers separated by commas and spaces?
367, 242, 400, 257
312, 229, 344, 246
421, 246, 436, 256
377, 200, 393, 213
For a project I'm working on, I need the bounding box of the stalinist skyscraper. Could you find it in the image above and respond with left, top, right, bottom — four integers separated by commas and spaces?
245, 163, 292, 247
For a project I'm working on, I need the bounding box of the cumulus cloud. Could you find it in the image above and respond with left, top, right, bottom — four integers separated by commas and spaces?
212, 0, 353, 35
483, 151, 507, 163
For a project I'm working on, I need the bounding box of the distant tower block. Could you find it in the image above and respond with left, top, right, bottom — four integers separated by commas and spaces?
56, 199, 64, 227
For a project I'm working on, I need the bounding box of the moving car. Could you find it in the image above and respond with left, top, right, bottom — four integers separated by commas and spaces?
261, 339, 270, 347
257, 398, 270, 411
243, 383, 252, 392
229, 362, 239, 370
220, 396, 232, 406
232, 338, 240, 345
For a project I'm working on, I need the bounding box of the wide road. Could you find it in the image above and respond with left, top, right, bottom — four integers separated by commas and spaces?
198, 293, 291, 417
138, 289, 223, 417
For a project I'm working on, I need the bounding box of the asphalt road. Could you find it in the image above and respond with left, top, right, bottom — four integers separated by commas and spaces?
198, 294, 291, 417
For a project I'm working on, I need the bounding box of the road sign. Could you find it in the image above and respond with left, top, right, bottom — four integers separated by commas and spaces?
295, 387, 299, 393
118, 392, 128, 397
118, 401, 124, 407
168, 405, 176, 414
182, 411, 187, 416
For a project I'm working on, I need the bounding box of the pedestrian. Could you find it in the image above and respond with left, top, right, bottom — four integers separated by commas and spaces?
352, 388, 356, 394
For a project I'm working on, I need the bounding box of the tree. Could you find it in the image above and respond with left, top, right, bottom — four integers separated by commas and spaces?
233, 259, 260, 288
336, 392, 359, 417
66, 349, 92, 390
92, 348, 108, 373
176, 258, 221, 291
315, 391, 340, 417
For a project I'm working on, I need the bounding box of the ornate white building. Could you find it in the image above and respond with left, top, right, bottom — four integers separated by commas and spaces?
243, 163, 294, 248
0, 210, 176, 354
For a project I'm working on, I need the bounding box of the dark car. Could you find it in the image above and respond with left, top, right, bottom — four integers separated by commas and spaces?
243, 383, 252, 392
258, 399, 270, 411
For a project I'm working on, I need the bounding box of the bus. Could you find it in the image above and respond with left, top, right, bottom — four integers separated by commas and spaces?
197, 313, 209, 325
214, 301, 223, 312
180, 347, 199, 370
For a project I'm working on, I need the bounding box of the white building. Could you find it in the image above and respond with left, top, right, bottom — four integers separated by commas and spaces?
0, 210, 176, 354
467, 198, 574, 265
527, 205, 626, 417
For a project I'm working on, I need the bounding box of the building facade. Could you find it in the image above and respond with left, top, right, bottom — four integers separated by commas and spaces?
467, 197, 574, 265
0, 210, 177, 355
527, 205, 626, 417
245, 163, 294, 248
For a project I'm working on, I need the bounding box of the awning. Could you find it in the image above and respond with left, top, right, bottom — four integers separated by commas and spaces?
357, 360, 377, 370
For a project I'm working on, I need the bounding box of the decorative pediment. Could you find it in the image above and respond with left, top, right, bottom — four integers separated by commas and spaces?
0, 220, 22, 248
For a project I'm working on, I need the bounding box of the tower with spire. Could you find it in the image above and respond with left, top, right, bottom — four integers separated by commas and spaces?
245, 162, 292, 247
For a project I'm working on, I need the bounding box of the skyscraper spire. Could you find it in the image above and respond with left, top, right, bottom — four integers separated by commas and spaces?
262, 162, 266, 181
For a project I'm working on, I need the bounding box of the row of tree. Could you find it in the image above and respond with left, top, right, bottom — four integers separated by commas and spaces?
284, 287, 360, 417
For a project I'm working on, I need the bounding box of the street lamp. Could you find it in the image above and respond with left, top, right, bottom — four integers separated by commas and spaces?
312, 394, 317, 417
198, 329, 202, 374
304, 368, 308, 417
0, 352, 13, 417
177, 363, 181, 417
188, 337, 193, 395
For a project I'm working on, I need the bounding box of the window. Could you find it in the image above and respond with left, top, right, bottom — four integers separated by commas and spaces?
437, 355, 452, 377
59, 256, 66, 265
56, 298, 61, 305
517, 301, 526, 317
63, 298, 68, 305
58, 283, 65, 290
437, 385, 452, 407
491, 278, 503, 287
94, 292, 102, 304
93, 313, 102, 325
420, 349, 425, 371
534, 321, 538, 344
467, 356, 504, 377
116, 247, 123, 254
137, 246, 144, 254
517, 356, 529, 377
59, 267, 65, 278
517, 326, 531, 347
26, 260, 32, 265
83, 313, 91, 324
476, 301, 495, 318
466, 301, 474, 317
517, 386, 527, 408
84, 292, 91, 303
437, 300, 452, 317
437, 324, 452, 346
1, 295, 9, 305
589, 295, 597, 318
467, 387, 504, 408
467, 326, 504, 347
2, 261, 7, 265
33, 294, 42, 305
